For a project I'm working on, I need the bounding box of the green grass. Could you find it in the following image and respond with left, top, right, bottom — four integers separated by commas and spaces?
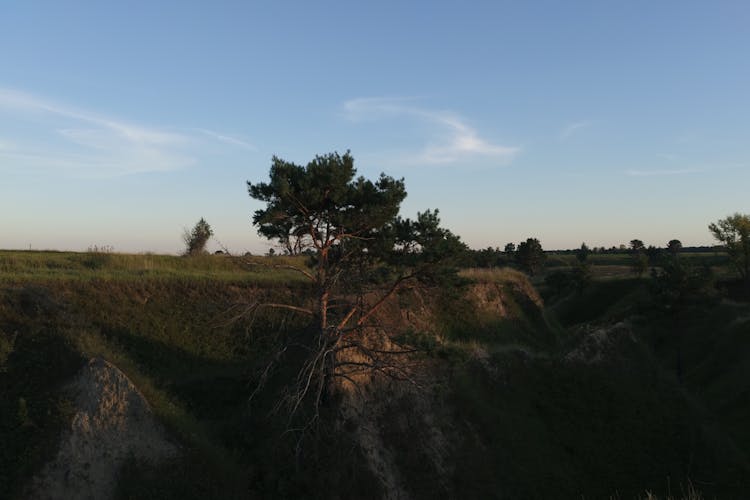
0, 251, 380, 498
0, 269, 311, 498
541, 251, 734, 282
0, 250, 310, 284
460, 266, 530, 283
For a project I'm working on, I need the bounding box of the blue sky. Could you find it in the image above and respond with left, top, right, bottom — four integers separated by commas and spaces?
1, 1, 748, 253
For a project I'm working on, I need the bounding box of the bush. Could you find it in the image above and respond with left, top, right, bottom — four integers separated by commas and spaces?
183, 218, 213, 256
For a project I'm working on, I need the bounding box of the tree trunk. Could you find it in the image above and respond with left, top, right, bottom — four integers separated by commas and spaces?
319, 290, 329, 333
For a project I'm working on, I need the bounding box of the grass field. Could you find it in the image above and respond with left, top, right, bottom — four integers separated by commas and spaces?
0, 250, 310, 284
0, 250, 315, 499
544, 250, 732, 280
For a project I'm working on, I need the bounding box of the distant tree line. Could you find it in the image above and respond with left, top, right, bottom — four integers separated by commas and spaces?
459, 213, 750, 300
460, 237, 545, 275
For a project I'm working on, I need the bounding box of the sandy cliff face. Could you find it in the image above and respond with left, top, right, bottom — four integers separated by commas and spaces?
332, 279, 545, 499
367, 280, 544, 337
28, 357, 177, 500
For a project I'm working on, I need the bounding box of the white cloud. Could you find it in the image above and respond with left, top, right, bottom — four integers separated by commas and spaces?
343, 97, 519, 166
559, 120, 592, 141
0, 87, 254, 177
0, 88, 184, 146
197, 128, 256, 150
0, 149, 194, 178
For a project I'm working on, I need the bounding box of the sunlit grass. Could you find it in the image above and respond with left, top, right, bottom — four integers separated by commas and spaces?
459, 266, 529, 284
0, 250, 310, 284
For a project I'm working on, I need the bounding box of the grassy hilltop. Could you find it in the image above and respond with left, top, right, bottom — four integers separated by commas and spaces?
1, 249, 750, 499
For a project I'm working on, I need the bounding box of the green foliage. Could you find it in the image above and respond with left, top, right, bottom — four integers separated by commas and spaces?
631, 252, 649, 277
571, 259, 592, 292
574, 242, 590, 263
649, 255, 716, 311
630, 239, 645, 252
515, 237, 546, 275
183, 218, 213, 256
248, 152, 406, 255
461, 246, 506, 268
394, 327, 439, 353
646, 245, 662, 265
709, 213, 750, 282
629, 240, 649, 277
667, 239, 683, 256
547, 244, 594, 293
247, 151, 466, 420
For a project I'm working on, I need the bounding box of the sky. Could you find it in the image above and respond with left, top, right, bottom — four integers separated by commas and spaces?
1, 1, 748, 254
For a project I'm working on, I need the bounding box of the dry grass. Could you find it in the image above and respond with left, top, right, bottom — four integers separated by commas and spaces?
460, 266, 529, 284
0, 249, 309, 284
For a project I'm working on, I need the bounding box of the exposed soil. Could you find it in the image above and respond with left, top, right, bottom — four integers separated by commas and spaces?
28, 357, 177, 500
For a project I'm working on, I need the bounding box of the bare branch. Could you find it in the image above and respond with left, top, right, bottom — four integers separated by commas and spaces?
257, 303, 315, 316
336, 305, 359, 332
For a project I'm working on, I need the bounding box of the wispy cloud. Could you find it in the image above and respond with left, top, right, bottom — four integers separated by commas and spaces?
559, 120, 592, 141
197, 128, 256, 150
0, 87, 255, 177
625, 168, 702, 177
0, 88, 185, 145
343, 97, 519, 166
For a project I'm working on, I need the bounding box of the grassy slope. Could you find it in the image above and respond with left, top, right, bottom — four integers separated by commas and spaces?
0, 251, 316, 499
383, 273, 750, 499
2, 250, 750, 499
542, 277, 750, 497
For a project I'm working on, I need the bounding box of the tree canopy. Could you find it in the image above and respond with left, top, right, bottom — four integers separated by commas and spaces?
575, 242, 590, 263
709, 213, 750, 282
247, 151, 466, 419
183, 218, 213, 256
667, 239, 683, 256
515, 237, 546, 276
248, 152, 407, 258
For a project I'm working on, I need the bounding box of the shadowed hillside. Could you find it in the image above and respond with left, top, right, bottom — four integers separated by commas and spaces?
1, 250, 749, 498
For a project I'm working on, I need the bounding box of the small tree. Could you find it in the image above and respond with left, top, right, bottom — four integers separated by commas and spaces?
651, 257, 715, 311
629, 239, 645, 252
709, 213, 750, 284
183, 218, 213, 255
572, 242, 592, 292
575, 242, 590, 264
667, 239, 683, 256
645, 245, 662, 265
246, 152, 465, 421
515, 238, 545, 276
629, 239, 648, 277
